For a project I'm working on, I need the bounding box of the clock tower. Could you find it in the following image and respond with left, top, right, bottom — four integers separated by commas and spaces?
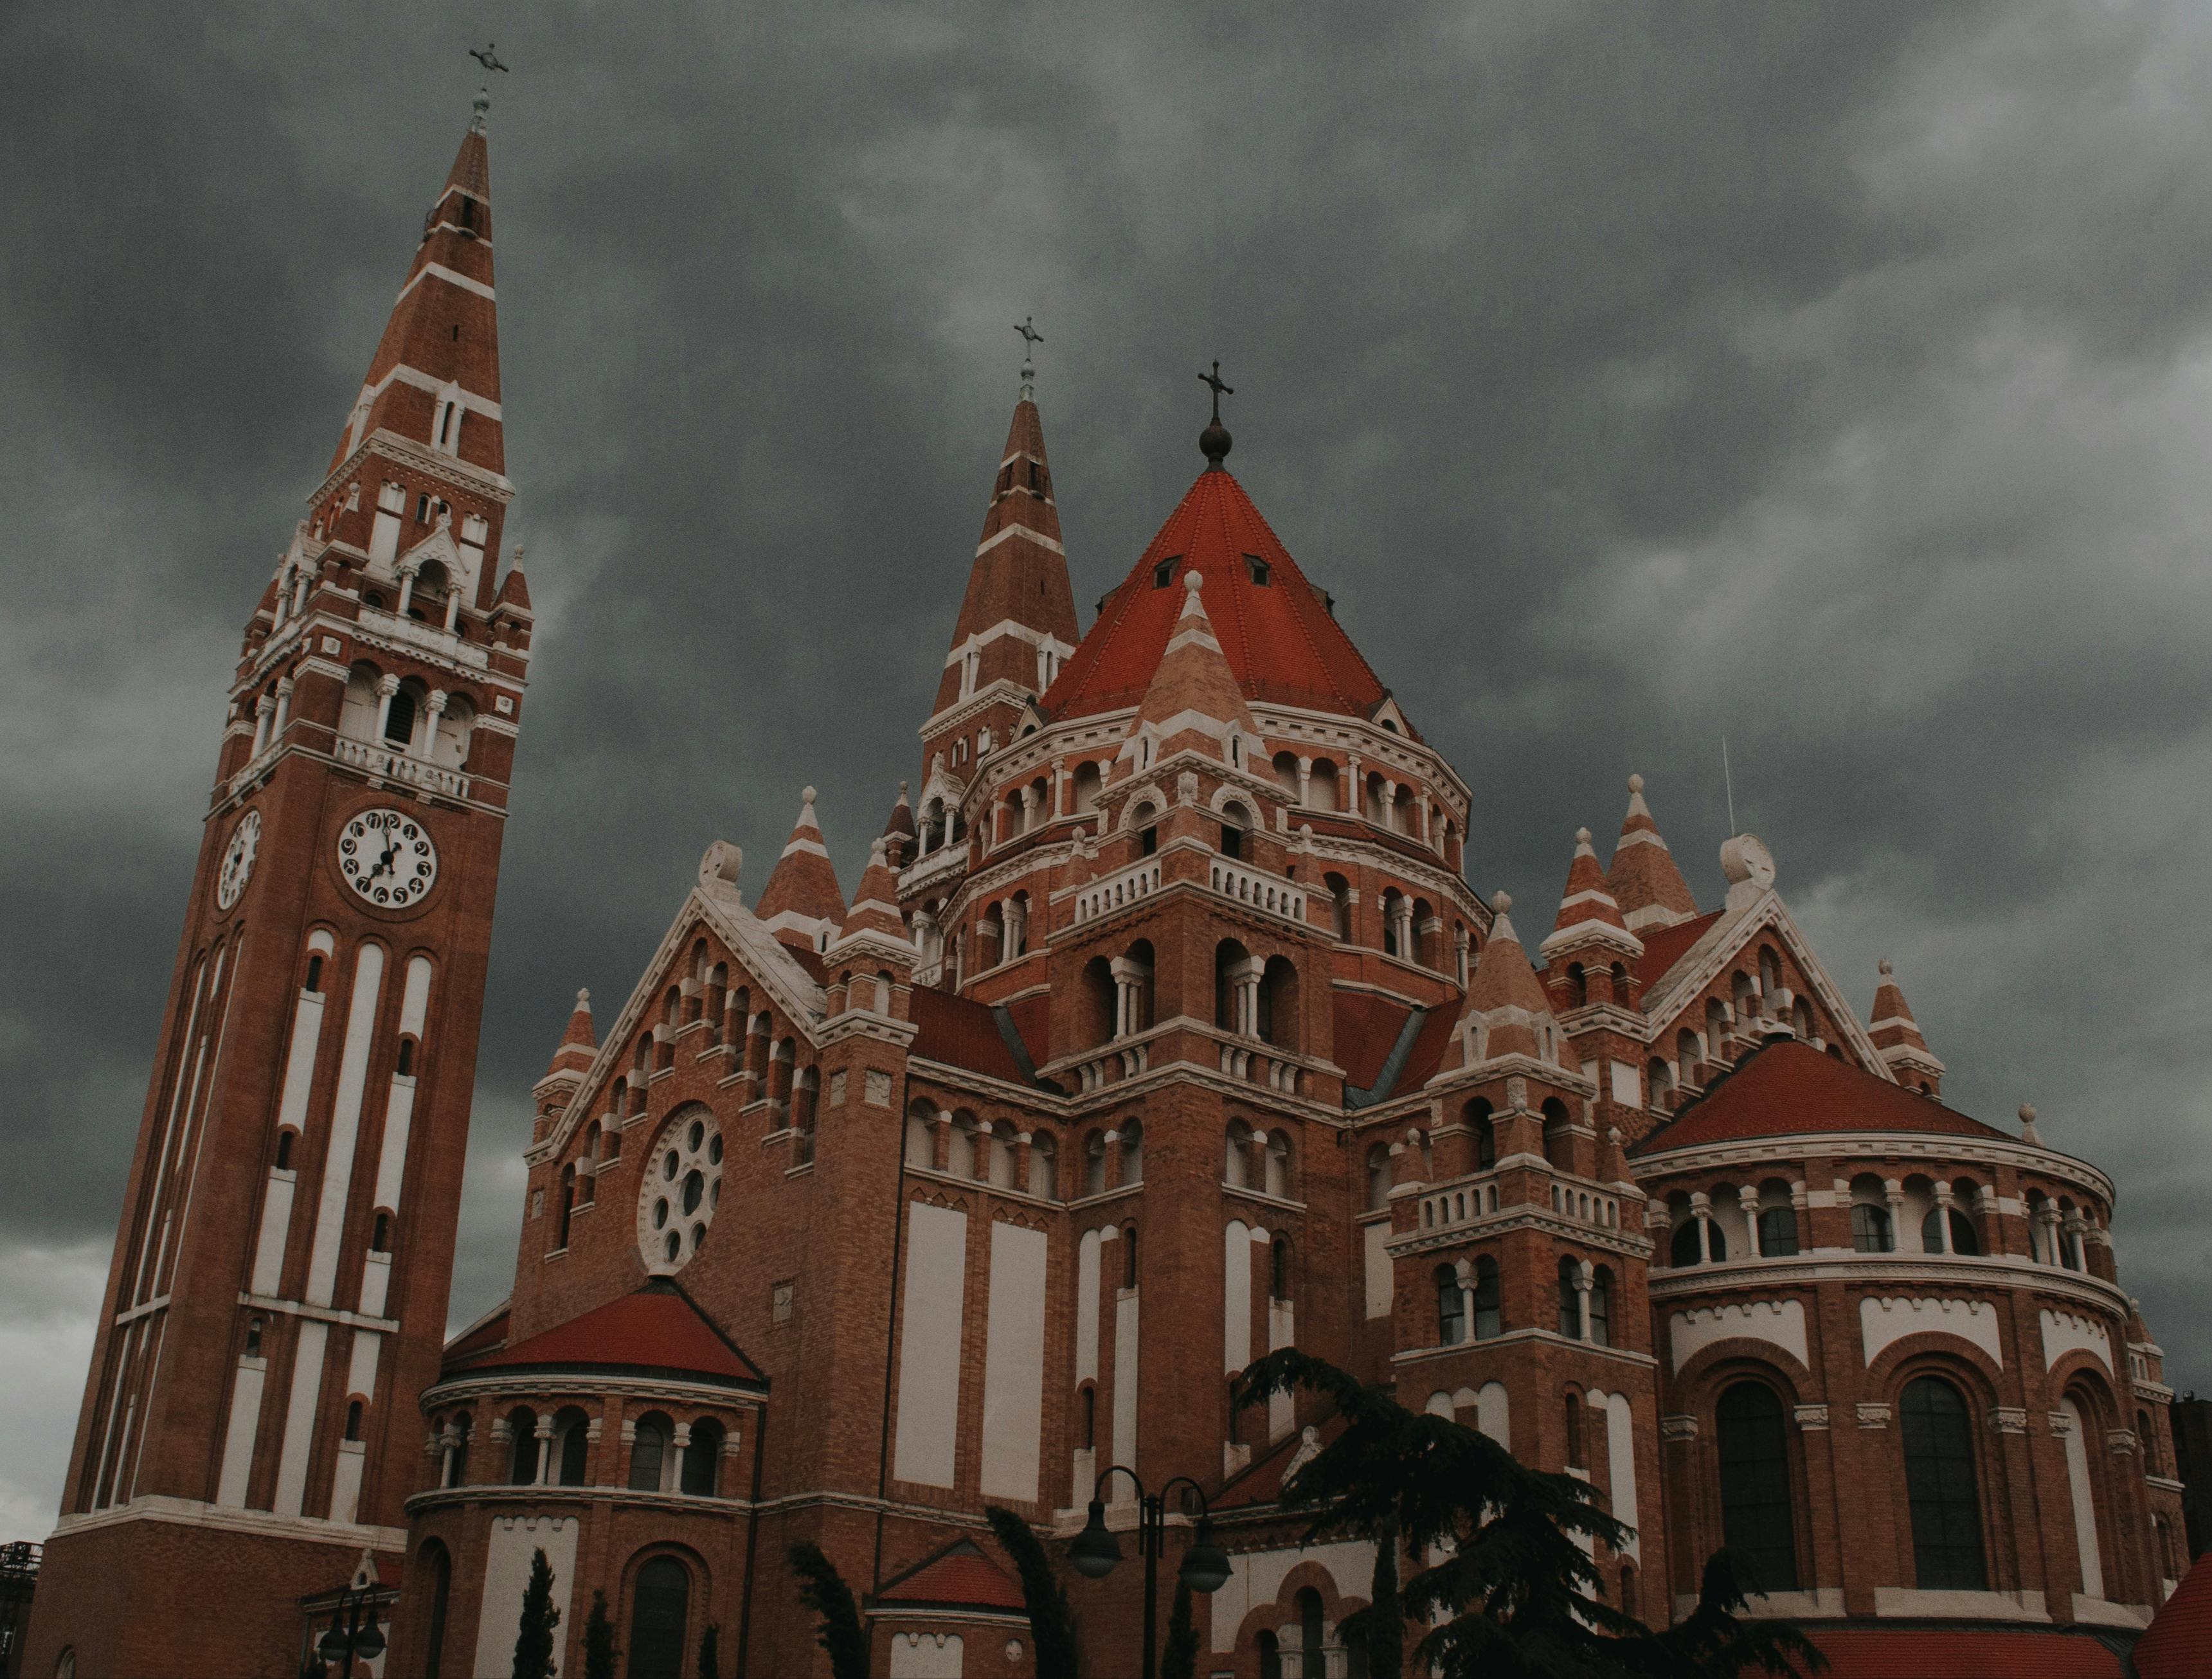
26, 90, 532, 1679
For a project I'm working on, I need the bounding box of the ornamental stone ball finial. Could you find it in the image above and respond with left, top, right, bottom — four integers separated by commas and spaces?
1576, 826, 1592, 845
577, 987, 590, 1007
1628, 773, 1644, 794
1494, 891, 1513, 915
2019, 1102, 2042, 1145
802, 785, 818, 805
1185, 569, 1204, 593
1880, 958, 1894, 977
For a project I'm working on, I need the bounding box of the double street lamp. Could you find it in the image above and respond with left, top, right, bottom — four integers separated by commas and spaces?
1069, 1465, 1232, 1679
314, 1583, 386, 1675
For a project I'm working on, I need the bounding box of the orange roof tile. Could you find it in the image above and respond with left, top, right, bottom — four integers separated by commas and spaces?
1632, 908, 1722, 991
2137, 1552, 2212, 1678
1632, 1039, 2006, 1156
1042, 466, 1396, 728
1333, 992, 1414, 1093
1783, 1626, 2127, 1677
909, 987, 1034, 1086
873, 1539, 1026, 1614
456, 1282, 762, 1387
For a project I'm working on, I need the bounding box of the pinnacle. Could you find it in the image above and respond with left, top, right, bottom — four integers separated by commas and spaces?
755, 785, 846, 948
1606, 772, 1699, 932
1543, 822, 1639, 958
1128, 567, 1257, 755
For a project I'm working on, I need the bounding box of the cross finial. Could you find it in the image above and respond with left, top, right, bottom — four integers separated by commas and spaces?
470, 43, 510, 73
1198, 359, 1234, 423
1014, 316, 1043, 399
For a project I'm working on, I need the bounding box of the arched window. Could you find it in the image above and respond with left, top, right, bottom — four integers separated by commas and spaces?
444, 1412, 471, 1487
1435, 1264, 1465, 1345
1716, 1382, 1799, 1592
1080, 1385, 1097, 1450
1264, 1131, 1292, 1199
1557, 1257, 1583, 1338
1325, 872, 1352, 942
1083, 1131, 1108, 1196
305, 954, 325, 992
244, 1316, 264, 1358
1541, 1099, 1573, 1171
629, 1414, 670, 1493
1122, 1223, 1139, 1288
1117, 1119, 1144, 1186
345, 1399, 364, 1442
681, 1419, 723, 1496
1258, 1630, 1282, 1679
793, 1068, 820, 1163
1297, 1587, 1325, 1678
904, 1104, 935, 1170
554, 1407, 589, 1486
627, 1556, 692, 1679
382, 684, 418, 747
1471, 1255, 1502, 1340
1922, 1205, 1979, 1255
1758, 1197, 1799, 1258
1900, 1377, 1988, 1590
274, 1130, 296, 1171
1671, 1219, 1702, 1268
1225, 1124, 1252, 1189
1564, 1392, 1586, 1468
1469, 1099, 1497, 1170
555, 1165, 575, 1251
949, 1113, 979, 1178
1364, 1143, 1390, 1212
508, 1407, 539, 1484
1851, 1203, 1895, 1253
1589, 1266, 1612, 1347
418, 1540, 453, 1679
1028, 1130, 1057, 1200
1270, 1236, 1291, 1300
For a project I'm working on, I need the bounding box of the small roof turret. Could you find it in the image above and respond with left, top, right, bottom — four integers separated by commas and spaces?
1868, 958, 1945, 1093
1606, 774, 1700, 932
1448, 893, 1561, 1069
533, 987, 597, 1113
1120, 570, 1259, 764
1540, 826, 1644, 965
755, 786, 847, 953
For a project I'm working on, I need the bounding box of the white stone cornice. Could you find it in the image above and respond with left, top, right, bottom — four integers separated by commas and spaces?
393, 260, 498, 306
1632, 1129, 2114, 1202
1645, 1252, 2130, 1318
309, 426, 515, 514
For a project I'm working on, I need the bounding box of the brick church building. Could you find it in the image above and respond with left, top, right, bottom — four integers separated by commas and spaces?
23, 93, 2200, 1679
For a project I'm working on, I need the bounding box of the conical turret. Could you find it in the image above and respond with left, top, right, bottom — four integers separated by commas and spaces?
1451, 893, 1561, 1068
1606, 774, 1700, 933
1869, 958, 1945, 1093
1540, 827, 1644, 969
1118, 569, 1259, 768
755, 787, 847, 953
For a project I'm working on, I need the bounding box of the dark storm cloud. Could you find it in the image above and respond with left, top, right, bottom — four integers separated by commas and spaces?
7, 0, 2212, 1532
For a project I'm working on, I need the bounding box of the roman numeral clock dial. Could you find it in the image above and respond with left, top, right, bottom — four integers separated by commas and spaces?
337, 807, 439, 908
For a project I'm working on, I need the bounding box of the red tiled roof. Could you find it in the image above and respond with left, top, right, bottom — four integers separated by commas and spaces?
1333, 992, 1414, 1093
910, 987, 1032, 1084
442, 1305, 510, 1365
2137, 1552, 2212, 1678
1633, 908, 1722, 991
1633, 1039, 2008, 1156
1041, 466, 1397, 729
1394, 1005, 1462, 1093
456, 1284, 762, 1386
1779, 1627, 2126, 1678
874, 1540, 1025, 1613
1215, 1414, 1349, 1510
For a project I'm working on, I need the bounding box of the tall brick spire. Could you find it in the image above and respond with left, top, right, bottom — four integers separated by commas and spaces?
1606, 773, 1700, 933
927, 390, 1081, 723
755, 786, 847, 953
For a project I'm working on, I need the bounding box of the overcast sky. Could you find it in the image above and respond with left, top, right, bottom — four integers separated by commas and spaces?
7, 1, 2212, 1541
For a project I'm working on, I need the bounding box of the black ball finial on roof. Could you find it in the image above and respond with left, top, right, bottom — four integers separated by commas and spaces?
1198, 359, 1234, 470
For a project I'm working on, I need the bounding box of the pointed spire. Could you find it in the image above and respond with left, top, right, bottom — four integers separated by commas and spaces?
537, 987, 597, 1097
1122, 570, 1259, 764
323, 94, 508, 505
755, 786, 847, 952
1540, 826, 1643, 963
1868, 958, 1945, 1090
834, 838, 913, 948
560, 987, 595, 1050
924, 387, 1080, 732
1606, 774, 1700, 933
1453, 892, 1560, 1065
881, 780, 916, 841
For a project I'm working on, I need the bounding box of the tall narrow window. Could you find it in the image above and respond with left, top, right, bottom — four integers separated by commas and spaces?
1435, 1264, 1465, 1345
1758, 1205, 1800, 1257
627, 1558, 691, 1679
1564, 1394, 1585, 1468
1851, 1203, 1895, 1253
1900, 1377, 1988, 1590
629, 1417, 669, 1492
382, 687, 417, 747
1557, 1258, 1583, 1338
1122, 1223, 1139, 1288
420, 1542, 453, 1679
1471, 1256, 1502, 1340
1588, 1266, 1612, 1347
1716, 1382, 1799, 1592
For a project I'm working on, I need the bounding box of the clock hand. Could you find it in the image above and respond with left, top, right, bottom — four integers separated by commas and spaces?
365, 838, 398, 882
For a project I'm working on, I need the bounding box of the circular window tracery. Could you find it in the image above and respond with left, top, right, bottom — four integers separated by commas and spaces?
637, 1106, 723, 1274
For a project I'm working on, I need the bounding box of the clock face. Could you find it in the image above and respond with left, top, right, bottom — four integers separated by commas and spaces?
337, 807, 439, 909
215, 809, 261, 911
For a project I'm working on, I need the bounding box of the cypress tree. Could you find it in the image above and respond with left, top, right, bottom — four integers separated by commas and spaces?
581, 1590, 616, 1679
510, 1547, 561, 1679
984, 1505, 1081, 1679
787, 1543, 868, 1679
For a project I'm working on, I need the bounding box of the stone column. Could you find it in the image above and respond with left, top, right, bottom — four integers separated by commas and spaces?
394, 559, 419, 618
372, 672, 400, 742
251, 692, 274, 756
1738, 1185, 1763, 1257
422, 689, 448, 760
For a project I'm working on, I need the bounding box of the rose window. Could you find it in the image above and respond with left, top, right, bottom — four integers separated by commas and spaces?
636, 1108, 723, 1273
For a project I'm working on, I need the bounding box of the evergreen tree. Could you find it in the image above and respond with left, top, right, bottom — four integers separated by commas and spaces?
984, 1505, 1081, 1679
510, 1547, 562, 1679
787, 1543, 869, 1679
696, 1619, 721, 1679
1234, 1349, 1824, 1679
1160, 1576, 1198, 1679
1335, 1516, 1402, 1679
582, 1590, 617, 1679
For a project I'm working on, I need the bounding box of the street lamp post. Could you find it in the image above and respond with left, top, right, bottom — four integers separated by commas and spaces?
314, 1583, 386, 1675
1068, 1465, 1233, 1679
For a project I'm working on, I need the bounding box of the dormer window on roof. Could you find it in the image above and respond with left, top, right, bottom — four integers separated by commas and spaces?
1245, 553, 1271, 586
1153, 556, 1182, 589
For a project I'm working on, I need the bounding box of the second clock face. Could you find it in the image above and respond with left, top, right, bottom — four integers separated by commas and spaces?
337, 807, 439, 909
215, 809, 261, 910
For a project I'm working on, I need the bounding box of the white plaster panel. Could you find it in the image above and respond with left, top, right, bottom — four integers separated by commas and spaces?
1606, 1392, 1639, 1560
346, 1327, 382, 1403
1076, 1228, 1101, 1384
1268, 1299, 1295, 1441
1113, 1288, 1140, 1473
1425, 1392, 1453, 1417
273, 1319, 328, 1516
358, 1249, 392, 1320
1479, 1380, 1511, 1449
1668, 1299, 1808, 1373
893, 1202, 968, 1488
250, 1171, 296, 1296
1210, 1541, 1376, 1653
1610, 1061, 1642, 1107
397, 953, 432, 1036
215, 1359, 266, 1508
1224, 1221, 1252, 1372
888, 1631, 965, 1678
2059, 1397, 2103, 1599
1363, 1218, 1393, 1320
329, 1439, 366, 1525
472, 1514, 579, 1678
370, 1079, 417, 1213
2040, 1308, 2112, 1373
307, 942, 387, 1307
1860, 1297, 2002, 1370
273, 989, 327, 1136
980, 1222, 1047, 1502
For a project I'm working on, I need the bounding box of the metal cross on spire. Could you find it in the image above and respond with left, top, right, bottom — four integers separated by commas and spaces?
470, 43, 510, 73
1015, 316, 1043, 400
1198, 359, 1234, 423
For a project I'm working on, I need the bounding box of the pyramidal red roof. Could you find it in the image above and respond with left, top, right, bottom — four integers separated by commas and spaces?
454, 1282, 762, 1387
874, 1539, 1025, 1613
1787, 1626, 2125, 1678
1041, 466, 1396, 728
1633, 1039, 2006, 1156
2137, 1552, 2212, 1678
